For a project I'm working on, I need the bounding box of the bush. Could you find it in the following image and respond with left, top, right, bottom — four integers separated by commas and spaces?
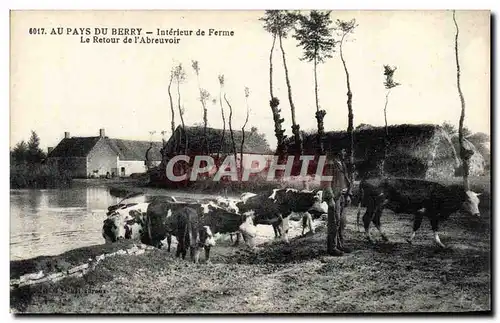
10, 164, 73, 189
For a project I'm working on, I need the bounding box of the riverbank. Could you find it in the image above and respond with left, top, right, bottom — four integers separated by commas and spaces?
10, 205, 491, 314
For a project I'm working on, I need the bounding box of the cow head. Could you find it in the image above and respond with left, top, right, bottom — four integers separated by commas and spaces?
124, 210, 145, 240
128, 209, 146, 226
102, 213, 127, 242
199, 226, 216, 247
214, 197, 239, 213
308, 189, 325, 213
463, 191, 481, 217
240, 192, 257, 203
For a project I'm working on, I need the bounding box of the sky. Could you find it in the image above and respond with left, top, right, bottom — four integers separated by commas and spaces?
10, 10, 490, 151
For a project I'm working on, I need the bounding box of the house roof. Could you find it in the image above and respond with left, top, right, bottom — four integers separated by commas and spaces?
108, 139, 163, 161
166, 125, 272, 154
48, 137, 163, 161
48, 137, 102, 158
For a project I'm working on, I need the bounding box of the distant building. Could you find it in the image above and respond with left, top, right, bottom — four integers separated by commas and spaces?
46, 129, 162, 178
150, 125, 274, 185
163, 125, 274, 168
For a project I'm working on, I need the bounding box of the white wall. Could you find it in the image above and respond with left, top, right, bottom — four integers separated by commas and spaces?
117, 160, 149, 177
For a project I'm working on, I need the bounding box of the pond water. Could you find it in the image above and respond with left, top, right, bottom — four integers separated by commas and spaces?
10, 184, 297, 261
10, 186, 147, 260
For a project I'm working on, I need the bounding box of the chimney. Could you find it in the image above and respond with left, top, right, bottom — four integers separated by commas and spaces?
99, 128, 105, 138
64, 132, 70, 139
47, 147, 54, 155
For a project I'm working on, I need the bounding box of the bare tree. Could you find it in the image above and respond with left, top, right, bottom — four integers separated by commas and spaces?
224, 93, 238, 168
168, 69, 175, 137
453, 10, 473, 190
336, 19, 358, 189
259, 11, 288, 162
240, 87, 251, 180
382, 64, 401, 173
217, 75, 227, 162
173, 63, 188, 155
192, 60, 211, 155
294, 10, 335, 154
277, 11, 302, 155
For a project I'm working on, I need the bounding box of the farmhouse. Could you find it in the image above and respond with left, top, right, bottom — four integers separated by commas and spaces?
46, 129, 162, 178
292, 124, 484, 179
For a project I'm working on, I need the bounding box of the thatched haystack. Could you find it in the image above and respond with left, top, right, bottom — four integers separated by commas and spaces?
451, 137, 486, 176
293, 124, 461, 180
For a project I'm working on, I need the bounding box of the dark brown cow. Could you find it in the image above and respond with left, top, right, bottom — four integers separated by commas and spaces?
357, 177, 481, 248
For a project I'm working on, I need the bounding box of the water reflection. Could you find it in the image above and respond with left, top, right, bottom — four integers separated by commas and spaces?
10, 186, 123, 260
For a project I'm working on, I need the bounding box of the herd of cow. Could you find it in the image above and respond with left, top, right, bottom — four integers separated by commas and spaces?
102, 178, 482, 263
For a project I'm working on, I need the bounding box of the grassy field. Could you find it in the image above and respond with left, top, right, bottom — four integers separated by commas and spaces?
10, 201, 491, 314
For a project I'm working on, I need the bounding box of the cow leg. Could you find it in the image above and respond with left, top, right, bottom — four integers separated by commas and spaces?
176, 237, 184, 259
356, 207, 362, 232
305, 212, 314, 235
372, 208, 389, 242
204, 246, 211, 263
191, 247, 202, 264
167, 234, 172, 253
407, 212, 424, 245
272, 224, 278, 238
233, 232, 242, 246
273, 223, 281, 239
430, 217, 446, 248
363, 204, 376, 244
281, 216, 290, 244
274, 215, 289, 243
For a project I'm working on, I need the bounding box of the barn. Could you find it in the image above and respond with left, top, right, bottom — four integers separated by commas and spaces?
150, 125, 273, 185
163, 125, 273, 165
46, 129, 163, 178
292, 124, 482, 179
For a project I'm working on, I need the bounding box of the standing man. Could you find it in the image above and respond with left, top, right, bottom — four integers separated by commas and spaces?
321, 149, 353, 256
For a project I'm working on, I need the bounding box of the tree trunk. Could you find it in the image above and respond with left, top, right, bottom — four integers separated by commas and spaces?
279, 34, 302, 155
224, 94, 238, 168
382, 91, 390, 176
240, 103, 250, 181
340, 35, 354, 189
167, 73, 176, 155
268, 33, 286, 177
269, 34, 276, 100
177, 82, 188, 156
453, 10, 470, 190
313, 54, 326, 155
217, 86, 226, 163
196, 74, 209, 155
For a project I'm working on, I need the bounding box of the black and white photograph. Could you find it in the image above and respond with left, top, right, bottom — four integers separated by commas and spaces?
8, 8, 491, 314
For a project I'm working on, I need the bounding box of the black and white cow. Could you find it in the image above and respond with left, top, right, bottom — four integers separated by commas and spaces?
145, 200, 256, 261
236, 188, 326, 243
357, 177, 481, 248
102, 202, 150, 243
